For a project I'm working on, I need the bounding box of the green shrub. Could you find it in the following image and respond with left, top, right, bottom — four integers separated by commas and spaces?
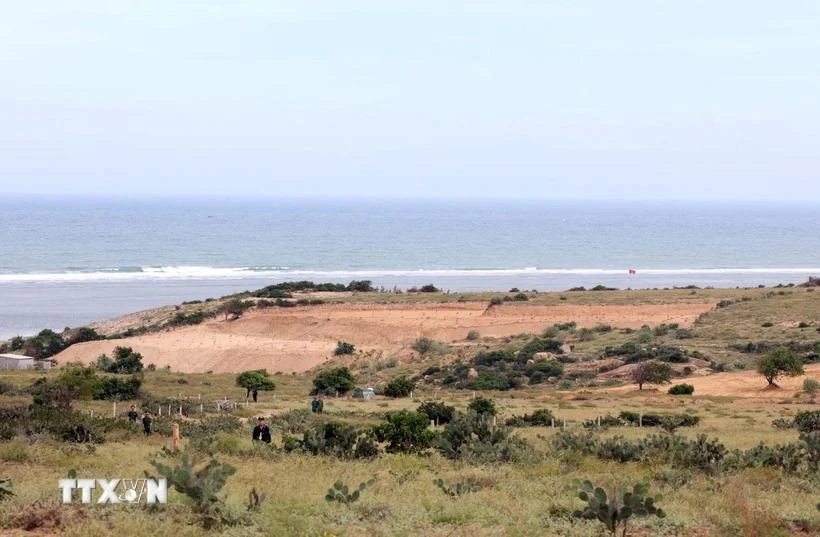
668, 383, 694, 395
383, 376, 415, 398
417, 401, 455, 425
465, 330, 480, 341
312, 367, 356, 395
374, 411, 435, 454
803, 378, 819, 395
95, 375, 141, 400
467, 397, 497, 417
411, 337, 449, 356
334, 341, 355, 355
505, 409, 554, 427
794, 410, 820, 433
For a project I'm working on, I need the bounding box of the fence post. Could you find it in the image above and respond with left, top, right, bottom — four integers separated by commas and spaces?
112, 401, 117, 418
158, 406, 161, 416
639, 413, 643, 427
172, 423, 180, 451
167, 404, 171, 416
597, 416, 601, 428
200, 403, 204, 413
90, 410, 94, 418
551, 418, 554, 429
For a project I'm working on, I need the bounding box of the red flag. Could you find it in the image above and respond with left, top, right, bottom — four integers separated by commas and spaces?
628, 269, 636, 275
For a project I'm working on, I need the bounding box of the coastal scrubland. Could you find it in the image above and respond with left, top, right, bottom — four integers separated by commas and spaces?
0, 283, 818, 536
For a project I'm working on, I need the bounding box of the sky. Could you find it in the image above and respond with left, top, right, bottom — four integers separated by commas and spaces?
0, 1, 819, 201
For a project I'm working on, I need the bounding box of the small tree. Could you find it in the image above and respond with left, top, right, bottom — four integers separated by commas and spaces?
468, 396, 497, 417
312, 367, 356, 395
632, 362, 672, 390
384, 376, 415, 398
757, 347, 804, 387
417, 401, 456, 425
235, 370, 276, 399
373, 411, 435, 453
217, 298, 250, 321
107, 346, 144, 374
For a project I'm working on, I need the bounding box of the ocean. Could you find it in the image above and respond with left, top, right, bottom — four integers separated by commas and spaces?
1, 197, 818, 339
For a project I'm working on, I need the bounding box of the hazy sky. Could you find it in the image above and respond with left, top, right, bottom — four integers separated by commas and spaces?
1, 2, 819, 200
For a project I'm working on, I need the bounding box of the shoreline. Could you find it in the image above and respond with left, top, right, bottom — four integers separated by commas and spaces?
1, 272, 816, 339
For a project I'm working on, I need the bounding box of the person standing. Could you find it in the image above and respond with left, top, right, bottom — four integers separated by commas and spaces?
142, 412, 153, 435
311, 397, 320, 413
127, 405, 139, 423
252, 417, 271, 444
252, 389, 258, 403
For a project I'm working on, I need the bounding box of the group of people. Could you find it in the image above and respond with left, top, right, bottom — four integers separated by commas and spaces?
310, 396, 324, 414
127, 404, 154, 435
125, 398, 327, 444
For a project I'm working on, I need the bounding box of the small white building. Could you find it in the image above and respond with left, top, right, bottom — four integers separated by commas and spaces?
0, 353, 51, 370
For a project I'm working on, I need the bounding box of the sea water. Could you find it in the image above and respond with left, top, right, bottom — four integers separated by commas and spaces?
0, 197, 817, 338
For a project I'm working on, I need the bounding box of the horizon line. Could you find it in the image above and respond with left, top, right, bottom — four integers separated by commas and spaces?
1, 193, 818, 204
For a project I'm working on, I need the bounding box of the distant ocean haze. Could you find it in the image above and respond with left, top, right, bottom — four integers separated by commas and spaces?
0, 197, 817, 338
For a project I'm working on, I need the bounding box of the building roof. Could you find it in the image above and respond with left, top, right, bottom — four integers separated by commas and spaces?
0, 353, 34, 360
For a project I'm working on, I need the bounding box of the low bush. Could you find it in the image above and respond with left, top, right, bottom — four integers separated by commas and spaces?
794, 410, 820, 433
373, 411, 435, 454
417, 401, 455, 425
505, 409, 554, 427
668, 383, 694, 395
334, 341, 355, 356
383, 376, 415, 398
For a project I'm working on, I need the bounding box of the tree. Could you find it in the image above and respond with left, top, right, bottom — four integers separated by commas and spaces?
757, 347, 804, 387
108, 346, 144, 374
217, 298, 251, 321
235, 370, 276, 399
373, 410, 435, 453
384, 376, 415, 398
632, 362, 673, 390
468, 396, 497, 417
312, 367, 356, 395
417, 401, 456, 425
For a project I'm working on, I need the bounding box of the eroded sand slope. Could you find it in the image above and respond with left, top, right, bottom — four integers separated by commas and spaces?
56, 301, 712, 373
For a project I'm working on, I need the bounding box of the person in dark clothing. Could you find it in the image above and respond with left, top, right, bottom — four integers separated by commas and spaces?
142, 412, 153, 435
317, 398, 324, 414
252, 389, 258, 403
311, 397, 320, 413
252, 417, 271, 443
127, 405, 139, 423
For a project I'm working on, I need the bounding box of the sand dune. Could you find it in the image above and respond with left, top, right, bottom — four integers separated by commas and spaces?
55, 301, 713, 373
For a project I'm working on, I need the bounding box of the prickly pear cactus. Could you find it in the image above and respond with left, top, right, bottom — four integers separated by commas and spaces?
0, 478, 13, 501
569, 479, 665, 536
325, 477, 376, 505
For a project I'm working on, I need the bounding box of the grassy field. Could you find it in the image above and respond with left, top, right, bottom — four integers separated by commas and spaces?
1, 286, 818, 536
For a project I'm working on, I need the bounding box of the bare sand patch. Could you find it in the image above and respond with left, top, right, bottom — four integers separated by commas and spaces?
604, 363, 820, 399
56, 300, 714, 374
